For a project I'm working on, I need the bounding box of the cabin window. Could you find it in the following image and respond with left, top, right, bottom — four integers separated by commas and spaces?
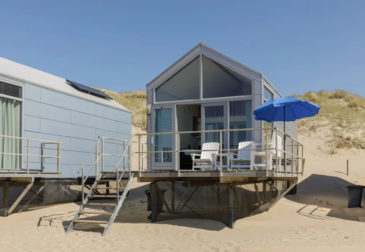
202, 56, 252, 98
229, 100, 252, 148
155, 57, 200, 102
204, 105, 225, 143
154, 108, 172, 163
0, 81, 22, 169
264, 86, 273, 101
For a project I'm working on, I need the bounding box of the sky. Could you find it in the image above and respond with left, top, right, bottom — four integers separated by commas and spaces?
0, 0, 364, 96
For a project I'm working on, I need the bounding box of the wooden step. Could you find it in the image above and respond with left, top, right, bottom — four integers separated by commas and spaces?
74, 219, 108, 224
85, 202, 116, 207
80, 210, 112, 215
89, 195, 118, 199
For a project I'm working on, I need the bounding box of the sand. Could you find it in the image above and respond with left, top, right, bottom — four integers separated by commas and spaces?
0, 134, 365, 251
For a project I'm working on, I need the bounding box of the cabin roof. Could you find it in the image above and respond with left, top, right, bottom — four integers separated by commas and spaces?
146, 43, 282, 97
0, 57, 130, 112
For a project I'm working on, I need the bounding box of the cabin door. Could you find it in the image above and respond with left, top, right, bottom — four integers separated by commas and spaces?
151, 105, 175, 170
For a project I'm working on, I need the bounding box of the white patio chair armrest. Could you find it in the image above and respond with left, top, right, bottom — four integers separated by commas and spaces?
191, 153, 201, 161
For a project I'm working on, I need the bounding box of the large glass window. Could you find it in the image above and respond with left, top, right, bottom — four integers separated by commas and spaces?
0, 82, 22, 169
264, 86, 273, 101
202, 56, 252, 98
155, 57, 200, 102
229, 100, 252, 148
204, 105, 225, 143
154, 109, 172, 163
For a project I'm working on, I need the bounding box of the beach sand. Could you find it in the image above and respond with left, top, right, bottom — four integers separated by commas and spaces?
0, 134, 365, 251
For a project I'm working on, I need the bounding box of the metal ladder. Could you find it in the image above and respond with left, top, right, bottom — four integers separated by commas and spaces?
66, 138, 133, 236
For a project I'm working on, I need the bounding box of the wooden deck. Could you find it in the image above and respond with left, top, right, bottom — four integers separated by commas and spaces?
137, 170, 300, 183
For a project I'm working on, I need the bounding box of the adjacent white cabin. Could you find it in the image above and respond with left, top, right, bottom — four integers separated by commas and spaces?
0, 57, 132, 178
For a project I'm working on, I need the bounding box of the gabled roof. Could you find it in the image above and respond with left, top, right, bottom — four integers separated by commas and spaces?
146, 43, 282, 96
0, 57, 130, 112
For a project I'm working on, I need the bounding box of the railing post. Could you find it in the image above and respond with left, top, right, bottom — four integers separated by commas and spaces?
123, 140, 126, 172
81, 166, 85, 204
275, 129, 278, 176
128, 143, 131, 177
101, 137, 105, 172
284, 133, 287, 177
116, 168, 119, 204
291, 137, 294, 176
26, 139, 30, 176
219, 130, 223, 176
138, 135, 141, 176
95, 142, 99, 178
177, 132, 180, 176
265, 128, 269, 177
57, 143, 61, 175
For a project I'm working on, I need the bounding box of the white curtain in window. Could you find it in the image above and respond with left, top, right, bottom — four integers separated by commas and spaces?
0, 97, 21, 169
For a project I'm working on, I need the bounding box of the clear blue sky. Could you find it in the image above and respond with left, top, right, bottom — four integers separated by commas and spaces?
1, 0, 364, 96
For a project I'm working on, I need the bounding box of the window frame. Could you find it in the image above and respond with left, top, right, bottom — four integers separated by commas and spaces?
0, 76, 24, 169
153, 55, 255, 105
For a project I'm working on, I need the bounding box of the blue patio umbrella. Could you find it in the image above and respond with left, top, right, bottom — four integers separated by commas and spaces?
254, 96, 320, 133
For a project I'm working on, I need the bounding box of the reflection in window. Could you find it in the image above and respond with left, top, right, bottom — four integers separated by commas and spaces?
155, 109, 172, 163
264, 87, 273, 101
202, 56, 252, 98
0, 81, 22, 98
229, 100, 252, 148
204, 105, 225, 143
155, 57, 200, 102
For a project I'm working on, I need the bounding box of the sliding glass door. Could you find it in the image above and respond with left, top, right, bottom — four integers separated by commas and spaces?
153, 106, 174, 168
229, 100, 252, 148
202, 103, 227, 146
202, 101, 252, 149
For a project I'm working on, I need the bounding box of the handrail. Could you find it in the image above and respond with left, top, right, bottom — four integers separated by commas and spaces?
0, 135, 61, 176
133, 127, 304, 177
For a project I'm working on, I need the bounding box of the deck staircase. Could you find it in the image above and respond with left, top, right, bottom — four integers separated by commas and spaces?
66, 137, 133, 236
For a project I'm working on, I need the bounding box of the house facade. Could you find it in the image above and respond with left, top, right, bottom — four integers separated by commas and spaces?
146, 43, 297, 171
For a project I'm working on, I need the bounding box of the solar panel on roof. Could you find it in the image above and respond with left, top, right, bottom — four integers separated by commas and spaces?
66, 80, 112, 100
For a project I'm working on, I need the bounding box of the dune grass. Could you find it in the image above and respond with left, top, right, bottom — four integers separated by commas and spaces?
294, 90, 365, 153
102, 89, 147, 130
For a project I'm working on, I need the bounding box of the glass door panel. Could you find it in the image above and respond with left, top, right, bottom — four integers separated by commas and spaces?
154, 108, 172, 163
203, 104, 227, 147
229, 100, 252, 149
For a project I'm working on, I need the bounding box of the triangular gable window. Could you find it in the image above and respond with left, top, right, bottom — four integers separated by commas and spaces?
202, 56, 252, 98
155, 57, 200, 102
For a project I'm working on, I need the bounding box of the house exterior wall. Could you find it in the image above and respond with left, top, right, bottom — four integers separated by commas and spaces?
22, 82, 131, 178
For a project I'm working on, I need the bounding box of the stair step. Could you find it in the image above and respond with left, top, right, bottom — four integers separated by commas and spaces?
80, 210, 112, 215
85, 202, 117, 207
89, 195, 118, 199
74, 219, 108, 224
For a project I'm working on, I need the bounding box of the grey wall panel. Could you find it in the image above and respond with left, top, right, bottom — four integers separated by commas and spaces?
22, 83, 132, 178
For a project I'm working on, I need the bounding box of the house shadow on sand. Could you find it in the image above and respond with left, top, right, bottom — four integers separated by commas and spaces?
286, 174, 365, 221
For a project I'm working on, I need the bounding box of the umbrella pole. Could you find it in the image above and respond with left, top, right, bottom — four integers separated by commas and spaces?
284, 106, 286, 175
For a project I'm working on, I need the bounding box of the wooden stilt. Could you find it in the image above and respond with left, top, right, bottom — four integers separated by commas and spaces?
228, 186, 234, 228
171, 181, 175, 212
2, 182, 9, 216
150, 183, 161, 222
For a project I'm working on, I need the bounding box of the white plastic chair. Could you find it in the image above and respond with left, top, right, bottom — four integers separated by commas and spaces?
251, 134, 284, 171
230, 141, 255, 169
191, 142, 220, 171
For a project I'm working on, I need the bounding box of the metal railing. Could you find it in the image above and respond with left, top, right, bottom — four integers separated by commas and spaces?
133, 127, 305, 177
79, 136, 132, 204
0, 134, 61, 176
